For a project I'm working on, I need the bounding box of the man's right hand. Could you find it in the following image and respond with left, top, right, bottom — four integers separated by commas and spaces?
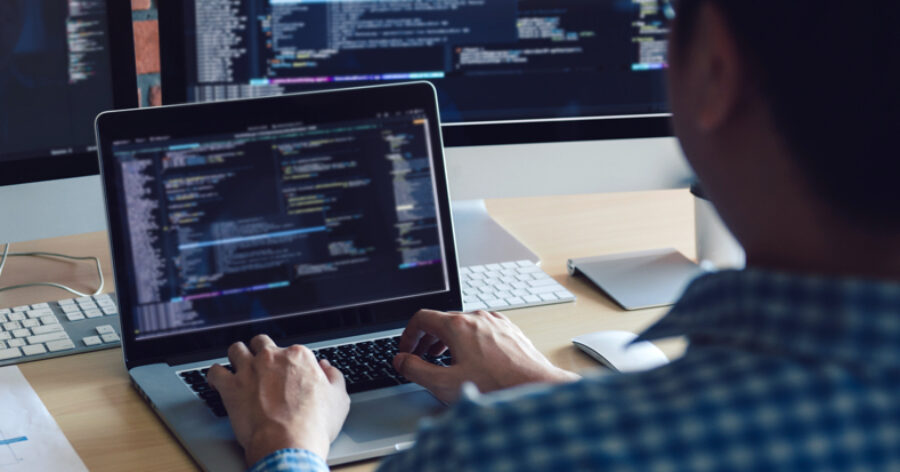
393, 310, 580, 403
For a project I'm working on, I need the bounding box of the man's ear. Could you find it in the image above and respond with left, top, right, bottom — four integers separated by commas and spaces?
691, 2, 748, 132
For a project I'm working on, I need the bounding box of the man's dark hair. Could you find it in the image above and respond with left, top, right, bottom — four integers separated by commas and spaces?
676, 1, 900, 231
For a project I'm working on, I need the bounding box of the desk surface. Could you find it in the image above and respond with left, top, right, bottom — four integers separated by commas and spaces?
2, 190, 694, 472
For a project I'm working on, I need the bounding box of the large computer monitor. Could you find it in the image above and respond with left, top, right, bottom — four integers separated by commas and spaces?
157, 0, 692, 265
0, 0, 138, 244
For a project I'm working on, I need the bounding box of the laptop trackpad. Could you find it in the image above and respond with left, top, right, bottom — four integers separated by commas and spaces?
344, 389, 445, 443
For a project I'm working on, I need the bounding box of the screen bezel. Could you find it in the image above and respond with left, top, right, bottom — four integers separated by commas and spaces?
0, 0, 139, 187
157, 0, 674, 147
96, 82, 462, 370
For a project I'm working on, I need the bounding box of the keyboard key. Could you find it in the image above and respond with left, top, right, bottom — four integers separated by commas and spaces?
61, 304, 81, 314
27, 332, 70, 345
58, 298, 75, 306
12, 305, 29, 312
506, 297, 525, 306
0, 348, 22, 361
12, 329, 30, 338
75, 296, 93, 303
46, 340, 76, 352
31, 303, 50, 310
347, 377, 398, 394
0, 332, 10, 341
7, 339, 25, 348
79, 302, 99, 311
528, 285, 563, 295
40, 315, 59, 325
501, 262, 519, 269
66, 312, 85, 322
523, 295, 541, 304
84, 309, 103, 319
22, 344, 48, 356
83, 336, 102, 347
7, 313, 25, 321
0, 309, 10, 315
103, 307, 118, 316
101, 333, 120, 344
484, 299, 509, 309
539, 293, 558, 302
529, 278, 559, 287
21, 319, 39, 328
27, 309, 53, 319
3, 321, 21, 331
31, 324, 64, 335
0, 314, 6, 323
96, 325, 116, 335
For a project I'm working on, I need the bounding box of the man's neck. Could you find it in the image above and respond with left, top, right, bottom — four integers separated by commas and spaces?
746, 221, 900, 281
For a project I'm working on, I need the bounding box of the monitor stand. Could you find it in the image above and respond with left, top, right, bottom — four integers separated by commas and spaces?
451, 200, 539, 268
0, 176, 107, 244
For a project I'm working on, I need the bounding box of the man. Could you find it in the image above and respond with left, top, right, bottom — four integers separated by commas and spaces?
209, 0, 900, 470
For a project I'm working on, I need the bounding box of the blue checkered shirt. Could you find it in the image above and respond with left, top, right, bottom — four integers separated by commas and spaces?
251, 269, 900, 471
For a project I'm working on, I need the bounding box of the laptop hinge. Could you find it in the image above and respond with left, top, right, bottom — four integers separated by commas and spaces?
166, 347, 226, 367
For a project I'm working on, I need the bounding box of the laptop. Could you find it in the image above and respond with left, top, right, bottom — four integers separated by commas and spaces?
95, 82, 462, 470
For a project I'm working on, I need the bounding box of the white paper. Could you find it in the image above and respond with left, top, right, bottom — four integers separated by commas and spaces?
0, 366, 88, 472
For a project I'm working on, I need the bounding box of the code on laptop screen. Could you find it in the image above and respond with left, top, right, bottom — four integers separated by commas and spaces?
110, 109, 449, 340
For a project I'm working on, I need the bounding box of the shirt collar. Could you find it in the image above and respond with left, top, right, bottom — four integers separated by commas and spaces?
638, 269, 900, 369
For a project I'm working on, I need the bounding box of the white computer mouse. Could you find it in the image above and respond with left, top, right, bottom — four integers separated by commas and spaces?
572, 330, 669, 373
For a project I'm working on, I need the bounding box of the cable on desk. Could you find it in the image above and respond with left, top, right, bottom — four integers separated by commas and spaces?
0, 243, 105, 298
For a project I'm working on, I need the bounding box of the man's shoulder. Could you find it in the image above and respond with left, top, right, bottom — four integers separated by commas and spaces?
402, 346, 900, 471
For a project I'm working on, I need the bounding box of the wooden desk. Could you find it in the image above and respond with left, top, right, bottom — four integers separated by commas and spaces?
2, 190, 694, 471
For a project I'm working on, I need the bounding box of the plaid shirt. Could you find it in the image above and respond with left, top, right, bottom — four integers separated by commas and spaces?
251, 269, 900, 471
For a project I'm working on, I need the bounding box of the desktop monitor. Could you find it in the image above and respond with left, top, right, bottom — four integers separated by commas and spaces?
0, 0, 138, 244
157, 0, 692, 265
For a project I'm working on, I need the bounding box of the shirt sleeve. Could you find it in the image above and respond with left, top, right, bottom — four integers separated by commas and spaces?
247, 448, 330, 472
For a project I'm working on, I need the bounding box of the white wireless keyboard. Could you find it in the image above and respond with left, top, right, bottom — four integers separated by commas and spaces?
0, 293, 121, 367
461, 260, 575, 312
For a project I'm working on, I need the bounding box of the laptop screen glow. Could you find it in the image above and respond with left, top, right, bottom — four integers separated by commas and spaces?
109, 110, 449, 341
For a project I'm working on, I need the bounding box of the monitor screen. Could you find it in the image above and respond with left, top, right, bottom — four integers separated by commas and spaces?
0, 0, 117, 166
161, 0, 671, 124
106, 100, 450, 340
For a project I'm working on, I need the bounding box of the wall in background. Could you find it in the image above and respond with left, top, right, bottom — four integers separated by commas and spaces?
132, 0, 161, 107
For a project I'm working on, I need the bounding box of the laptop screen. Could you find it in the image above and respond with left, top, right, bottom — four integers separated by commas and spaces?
108, 104, 450, 341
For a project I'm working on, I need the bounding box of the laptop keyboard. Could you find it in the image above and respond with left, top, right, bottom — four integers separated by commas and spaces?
178, 336, 452, 417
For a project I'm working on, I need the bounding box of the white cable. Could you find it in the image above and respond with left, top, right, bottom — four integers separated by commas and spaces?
0, 243, 105, 298
0, 243, 9, 278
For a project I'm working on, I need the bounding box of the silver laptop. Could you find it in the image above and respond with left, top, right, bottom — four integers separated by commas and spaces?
95, 82, 462, 470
